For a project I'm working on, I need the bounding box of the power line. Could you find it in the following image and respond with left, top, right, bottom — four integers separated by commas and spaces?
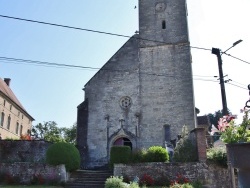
227, 82, 248, 90
0, 56, 176, 77
193, 78, 219, 83
231, 80, 247, 87
0, 56, 213, 79
1, 55, 247, 91
0, 15, 132, 39
190, 46, 211, 51
224, 52, 250, 65
193, 75, 215, 78
1, 14, 250, 66
0, 56, 100, 70
0, 14, 211, 51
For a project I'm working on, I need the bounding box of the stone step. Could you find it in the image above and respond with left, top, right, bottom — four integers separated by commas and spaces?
65, 170, 113, 188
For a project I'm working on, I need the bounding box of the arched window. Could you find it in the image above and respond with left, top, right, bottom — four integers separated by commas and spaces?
7, 116, 11, 130
1, 112, 4, 127
162, 20, 166, 29
16, 122, 19, 134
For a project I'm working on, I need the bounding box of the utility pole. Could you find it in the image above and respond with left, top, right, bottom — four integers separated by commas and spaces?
212, 48, 228, 115
212, 40, 243, 116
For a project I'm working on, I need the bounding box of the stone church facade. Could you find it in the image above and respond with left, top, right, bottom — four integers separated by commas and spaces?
77, 0, 196, 169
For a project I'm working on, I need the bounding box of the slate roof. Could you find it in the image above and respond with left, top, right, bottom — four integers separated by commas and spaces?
0, 78, 34, 120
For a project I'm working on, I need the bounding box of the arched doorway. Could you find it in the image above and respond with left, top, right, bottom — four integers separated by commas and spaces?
113, 137, 132, 150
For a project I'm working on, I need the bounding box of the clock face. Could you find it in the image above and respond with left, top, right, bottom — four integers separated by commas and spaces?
155, 2, 166, 12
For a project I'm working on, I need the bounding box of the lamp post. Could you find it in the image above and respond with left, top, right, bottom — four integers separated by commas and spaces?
212, 40, 243, 115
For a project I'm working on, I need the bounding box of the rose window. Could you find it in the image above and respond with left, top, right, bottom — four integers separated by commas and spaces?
120, 96, 132, 109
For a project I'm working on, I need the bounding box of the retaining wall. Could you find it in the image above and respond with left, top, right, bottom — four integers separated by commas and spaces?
114, 162, 233, 188
0, 163, 67, 184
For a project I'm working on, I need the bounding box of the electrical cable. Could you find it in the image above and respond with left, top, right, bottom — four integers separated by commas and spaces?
1, 14, 250, 65
0, 14, 211, 51
0, 56, 213, 79
226, 82, 248, 90
224, 52, 250, 65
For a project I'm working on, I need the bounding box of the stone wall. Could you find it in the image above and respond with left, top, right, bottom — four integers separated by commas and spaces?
0, 140, 52, 163
0, 163, 67, 184
114, 162, 231, 188
0, 140, 67, 185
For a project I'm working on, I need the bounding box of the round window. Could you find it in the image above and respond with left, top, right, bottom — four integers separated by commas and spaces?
120, 96, 132, 109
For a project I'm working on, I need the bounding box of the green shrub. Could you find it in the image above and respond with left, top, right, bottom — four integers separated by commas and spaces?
191, 180, 203, 188
46, 142, 80, 172
110, 146, 131, 167
105, 176, 127, 188
129, 182, 140, 188
144, 146, 169, 162
170, 183, 194, 188
207, 147, 227, 167
105, 176, 140, 188
173, 136, 198, 162
130, 149, 147, 163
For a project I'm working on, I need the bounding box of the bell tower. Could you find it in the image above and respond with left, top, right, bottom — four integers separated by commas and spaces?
139, 0, 189, 47
137, 0, 196, 147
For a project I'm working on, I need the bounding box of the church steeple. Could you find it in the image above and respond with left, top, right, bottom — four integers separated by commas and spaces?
139, 0, 189, 47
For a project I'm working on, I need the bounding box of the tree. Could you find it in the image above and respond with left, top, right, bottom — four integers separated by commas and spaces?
32, 121, 65, 143
207, 110, 223, 130
31, 121, 77, 144
61, 123, 77, 144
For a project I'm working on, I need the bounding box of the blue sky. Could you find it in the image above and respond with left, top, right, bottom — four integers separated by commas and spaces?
0, 0, 249, 127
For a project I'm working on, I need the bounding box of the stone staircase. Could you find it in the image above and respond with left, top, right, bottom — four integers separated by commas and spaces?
64, 170, 113, 188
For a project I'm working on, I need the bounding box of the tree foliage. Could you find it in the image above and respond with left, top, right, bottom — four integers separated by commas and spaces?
31, 121, 76, 144
207, 109, 231, 130
61, 123, 77, 144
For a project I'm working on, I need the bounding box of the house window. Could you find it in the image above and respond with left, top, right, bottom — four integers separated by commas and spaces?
10, 105, 12, 111
16, 122, 19, 134
3, 100, 6, 106
7, 116, 11, 130
22, 114, 24, 119
18, 111, 20, 117
20, 125, 23, 136
162, 20, 166, 29
1, 112, 4, 127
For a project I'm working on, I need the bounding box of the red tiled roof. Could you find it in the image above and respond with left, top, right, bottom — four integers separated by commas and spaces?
0, 78, 34, 120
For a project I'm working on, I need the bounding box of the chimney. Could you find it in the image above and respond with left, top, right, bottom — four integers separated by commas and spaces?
4, 78, 11, 86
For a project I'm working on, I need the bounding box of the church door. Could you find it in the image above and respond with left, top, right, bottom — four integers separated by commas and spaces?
113, 137, 132, 150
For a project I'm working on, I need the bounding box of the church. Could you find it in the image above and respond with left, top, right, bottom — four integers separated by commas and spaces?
77, 0, 196, 169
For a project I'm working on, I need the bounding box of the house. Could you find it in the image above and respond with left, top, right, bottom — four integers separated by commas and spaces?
0, 78, 34, 139
77, 0, 196, 169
